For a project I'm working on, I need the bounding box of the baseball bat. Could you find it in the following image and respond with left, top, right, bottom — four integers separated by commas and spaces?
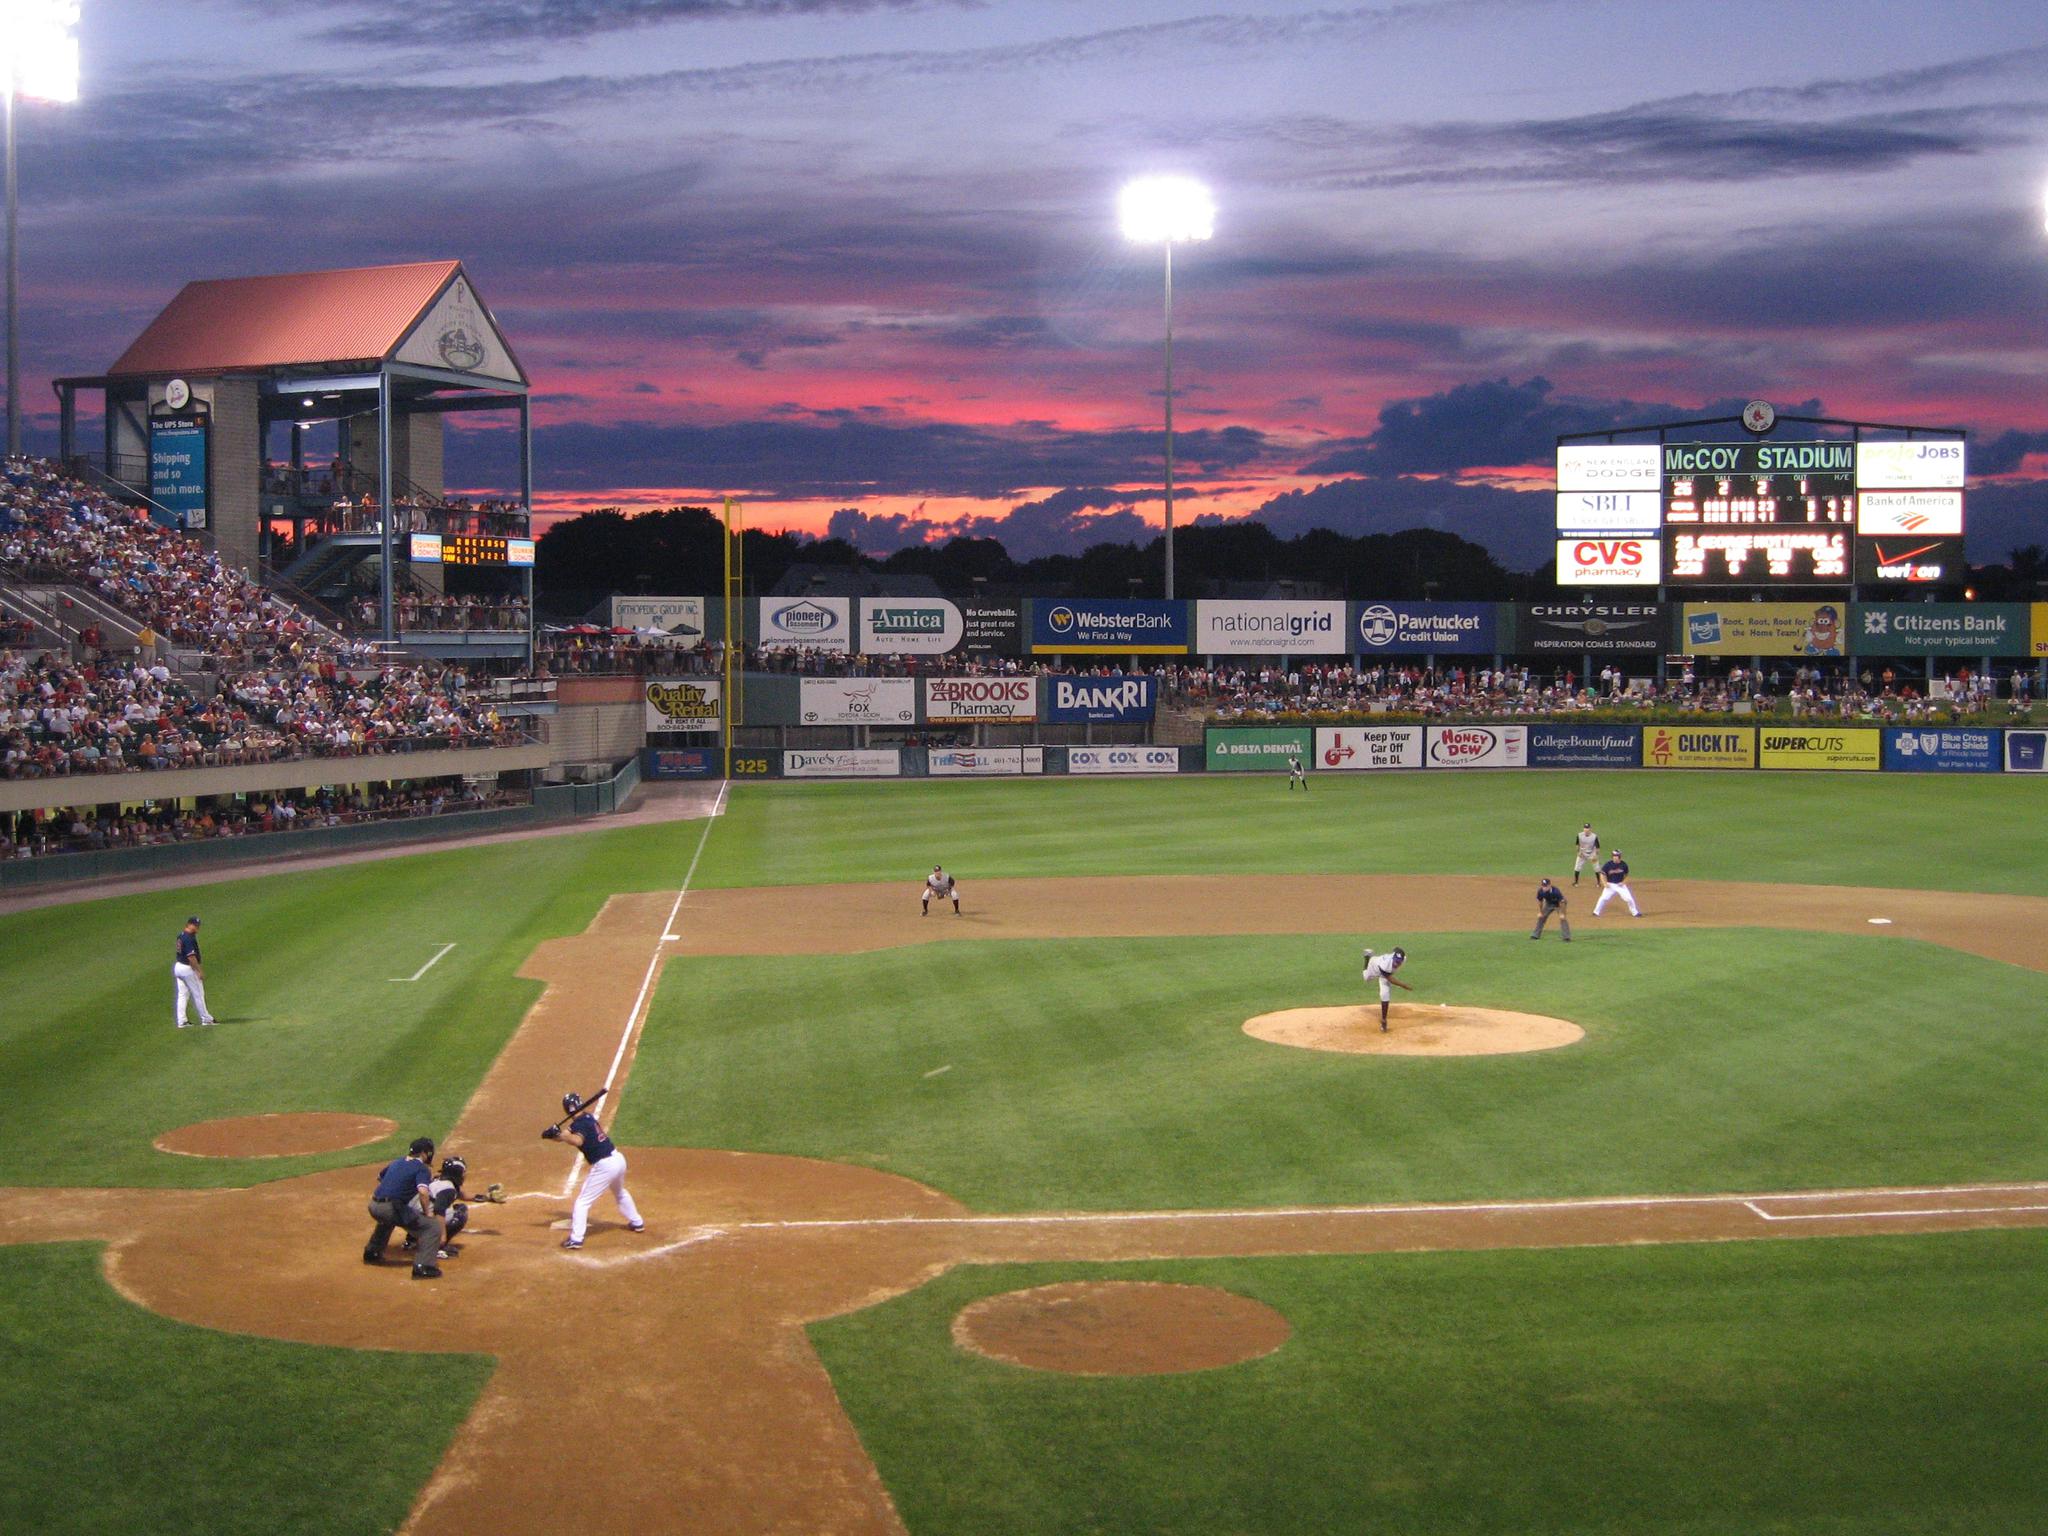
549, 1085, 609, 1129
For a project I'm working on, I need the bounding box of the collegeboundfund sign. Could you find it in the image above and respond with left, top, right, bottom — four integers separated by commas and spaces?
925, 676, 1036, 723
1527, 725, 1640, 767
1425, 725, 1526, 768
1315, 726, 1423, 770
1044, 674, 1155, 723
1032, 599, 1188, 654
799, 677, 917, 725
1353, 602, 1497, 654
1193, 600, 1346, 655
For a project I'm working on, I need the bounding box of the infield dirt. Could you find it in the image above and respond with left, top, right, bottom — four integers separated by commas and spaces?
5, 871, 2047, 1535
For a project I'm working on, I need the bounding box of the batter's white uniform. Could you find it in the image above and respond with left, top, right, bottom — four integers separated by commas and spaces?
1592, 857, 1640, 916
172, 962, 213, 1027
1572, 827, 1600, 880
1361, 951, 1403, 1002
570, 1151, 641, 1244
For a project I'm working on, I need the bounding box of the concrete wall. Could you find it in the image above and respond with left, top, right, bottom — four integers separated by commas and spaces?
207, 377, 263, 576
545, 703, 644, 766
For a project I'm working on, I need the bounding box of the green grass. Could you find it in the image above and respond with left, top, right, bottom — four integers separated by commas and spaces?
698, 773, 2048, 895
0, 820, 705, 1188
813, 1232, 2048, 1535
622, 929, 2048, 1210
0, 1244, 491, 1536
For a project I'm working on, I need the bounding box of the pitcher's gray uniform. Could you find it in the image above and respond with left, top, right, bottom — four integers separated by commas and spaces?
1572, 825, 1600, 885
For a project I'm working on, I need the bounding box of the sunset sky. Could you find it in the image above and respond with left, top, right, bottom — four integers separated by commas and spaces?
15, 0, 2048, 568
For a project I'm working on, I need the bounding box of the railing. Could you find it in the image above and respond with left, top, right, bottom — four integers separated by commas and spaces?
0, 727, 543, 786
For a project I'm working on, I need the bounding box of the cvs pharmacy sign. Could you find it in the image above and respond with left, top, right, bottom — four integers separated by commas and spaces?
1556, 537, 1659, 586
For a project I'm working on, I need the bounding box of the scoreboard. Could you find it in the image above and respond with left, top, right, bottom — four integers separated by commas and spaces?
408, 533, 536, 567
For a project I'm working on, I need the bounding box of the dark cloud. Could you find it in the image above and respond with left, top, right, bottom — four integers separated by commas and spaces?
1964, 480, 2048, 563
312, 0, 961, 48
1240, 476, 1554, 571
1974, 429, 2048, 476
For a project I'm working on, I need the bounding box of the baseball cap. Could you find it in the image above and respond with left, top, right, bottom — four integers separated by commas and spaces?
185, 915, 202, 925
409, 1136, 436, 1157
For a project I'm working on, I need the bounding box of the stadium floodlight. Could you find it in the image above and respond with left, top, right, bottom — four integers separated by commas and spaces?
1119, 176, 1213, 599
4, 0, 82, 457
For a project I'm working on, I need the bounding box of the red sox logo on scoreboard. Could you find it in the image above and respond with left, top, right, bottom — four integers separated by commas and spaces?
1556, 537, 1659, 586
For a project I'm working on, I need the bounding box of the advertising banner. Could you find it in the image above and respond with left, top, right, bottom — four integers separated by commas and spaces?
611, 597, 706, 642
1665, 528, 1851, 584
643, 677, 721, 733
149, 412, 209, 529
783, 749, 901, 778
925, 676, 1036, 723
1642, 726, 1756, 769
1518, 604, 1665, 654
1554, 491, 1663, 533
1425, 725, 1527, 768
1681, 603, 1846, 657
2036, 604, 2048, 659
961, 600, 1025, 654
1192, 600, 1347, 654
1043, 674, 1156, 723
758, 596, 852, 653
1855, 491, 1964, 537
1032, 599, 1189, 654
798, 676, 917, 725
1850, 603, 2029, 657
1556, 444, 1661, 492
409, 533, 443, 564
1556, 536, 1660, 585
929, 747, 1044, 776
1527, 724, 1641, 768
1853, 537, 1964, 585
2006, 730, 2046, 773
1205, 727, 1311, 772
1758, 727, 1881, 771
1353, 602, 1498, 654
1314, 726, 1423, 770
1067, 745, 1181, 775
859, 598, 963, 654
1856, 439, 1966, 489
643, 747, 717, 780
1881, 728, 2001, 774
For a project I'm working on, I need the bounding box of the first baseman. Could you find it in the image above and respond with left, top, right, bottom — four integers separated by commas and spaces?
1572, 824, 1600, 885
922, 865, 960, 916
1360, 946, 1412, 1031
545, 1091, 644, 1249
1592, 851, 1641, 917
173, 916, 216, 1028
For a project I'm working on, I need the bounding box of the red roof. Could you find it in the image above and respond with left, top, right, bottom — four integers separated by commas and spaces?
107, 261, 463, 376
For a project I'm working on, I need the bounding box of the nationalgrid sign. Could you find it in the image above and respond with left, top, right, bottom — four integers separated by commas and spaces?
1192, 600, 1346, 655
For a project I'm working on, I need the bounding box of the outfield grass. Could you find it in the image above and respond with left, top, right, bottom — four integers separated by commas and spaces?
623, 929, 2048, 1210
0, 820, 704, 1188
814, 1232, 2048, 1535
0, 1244, 490, 1536
698, 772, 2048, 895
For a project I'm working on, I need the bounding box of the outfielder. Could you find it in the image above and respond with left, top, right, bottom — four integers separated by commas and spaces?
921, 865, 960, 916
1531, 877, 1571, 941
1593, 851, 1641, 917
1571, 824, 1600, 886
1287, 755, 1308, 791
1360, 946, 1412, 1031
544, 1091, 644, 1249
172, 916, 216, 1028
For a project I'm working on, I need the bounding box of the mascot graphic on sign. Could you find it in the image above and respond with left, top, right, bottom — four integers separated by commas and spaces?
1801, 605, 1843, 657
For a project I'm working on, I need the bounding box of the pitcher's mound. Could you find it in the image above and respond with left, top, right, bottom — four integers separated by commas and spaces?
953, 1281, 1290, 1376
1245, 1004, 1583, 1056
154, 1112, 398, 1159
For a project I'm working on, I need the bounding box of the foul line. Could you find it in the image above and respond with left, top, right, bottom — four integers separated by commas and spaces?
558, 778, 730, 1199
1746, 1199, 2048, 1223
387, 943, 455, 983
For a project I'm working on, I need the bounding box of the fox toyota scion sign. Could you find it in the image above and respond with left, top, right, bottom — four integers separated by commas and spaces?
1425, 725, 1527, 768
611, 597, 705, 642
1193, 600, 1346, 655
1519, 603, 1664, 654
1315, 726, 1423, 770
1067, 745, 1180, 775
799, 676, 917, 725
1044, 674, 1156, 723
859, 598, 963, 654
1555, 491, 1663, 534
1557, 536, 1659, 585
758, 597, 851, 652
644, 678, 721, 733
1353, 602, 1497, 654
1032, 599, 1188, 654
1556, 444, 1660, 492
1856, 439, 1966, 489
925, 676, 1036, 723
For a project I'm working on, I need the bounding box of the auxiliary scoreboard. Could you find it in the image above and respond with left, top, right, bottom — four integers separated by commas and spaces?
408, 533, 536, 567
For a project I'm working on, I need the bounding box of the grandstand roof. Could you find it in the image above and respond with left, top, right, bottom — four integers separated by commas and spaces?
102, 261, 526, 385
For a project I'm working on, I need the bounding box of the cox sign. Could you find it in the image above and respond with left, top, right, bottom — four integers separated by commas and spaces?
1557, 537, 1659, 586
1067, 746, 1180, 775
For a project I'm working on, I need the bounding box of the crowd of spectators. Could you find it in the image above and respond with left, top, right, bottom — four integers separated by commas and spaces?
3, 781, 526, 861
263, 459, 527, 538
347, 589, 530, 634
0, 458, 526, 778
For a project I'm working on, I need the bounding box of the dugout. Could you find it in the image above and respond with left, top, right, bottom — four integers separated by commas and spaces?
51, 261, 532, 654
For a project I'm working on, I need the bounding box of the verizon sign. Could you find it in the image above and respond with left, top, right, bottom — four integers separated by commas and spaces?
1557, 537, 1660, 586
1856, 491, 1963, 537
924, 676, 1036, 723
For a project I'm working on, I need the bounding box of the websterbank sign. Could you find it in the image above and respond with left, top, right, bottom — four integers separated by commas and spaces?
1032, 599, 1188, 654
1193, 600, 1346, 655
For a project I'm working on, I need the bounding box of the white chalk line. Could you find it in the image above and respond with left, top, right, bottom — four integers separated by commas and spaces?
923, 1064, 953, 1078
387, 943, 455, 983
1747, 1199, 2048, 1223
557, 778, 730, 1200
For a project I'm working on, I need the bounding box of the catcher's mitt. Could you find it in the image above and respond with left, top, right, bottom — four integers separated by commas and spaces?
477, 1182, 507, 1204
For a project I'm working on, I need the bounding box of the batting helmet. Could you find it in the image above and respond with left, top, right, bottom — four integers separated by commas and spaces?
409, 1136, 436, 1157
439, 1156, 467, 1189
562, 1091, 583, 1116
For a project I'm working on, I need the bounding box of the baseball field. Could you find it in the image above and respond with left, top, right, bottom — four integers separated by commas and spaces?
3, 769, 2047, 1535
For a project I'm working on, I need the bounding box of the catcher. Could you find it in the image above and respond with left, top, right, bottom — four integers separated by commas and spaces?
402, 1153, 506, 1256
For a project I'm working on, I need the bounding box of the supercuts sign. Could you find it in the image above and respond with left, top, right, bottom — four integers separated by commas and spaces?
1518, 604, 1665, 654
